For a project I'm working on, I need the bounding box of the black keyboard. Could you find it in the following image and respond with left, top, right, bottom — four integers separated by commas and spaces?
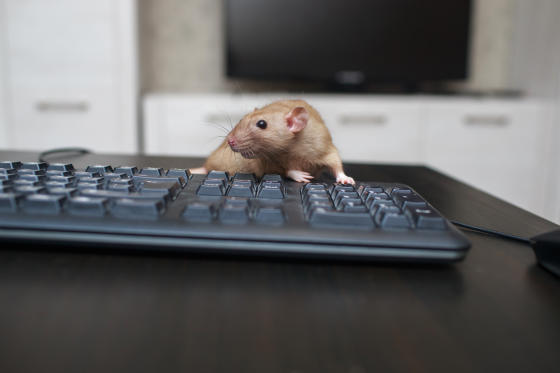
0, 161, 470, 262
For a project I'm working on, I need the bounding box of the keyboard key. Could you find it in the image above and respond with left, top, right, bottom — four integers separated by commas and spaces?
67, 197, 109, 216
78, 177, 105, 185
46, 170, 73, 177
0, 161, 22, 169
197, 182, 225, 196
17, 169, 46, 176
79, 189, 166, 203
48, 175, 76, 184
133, 175, 187, 188
166, 168, 191, 179
393, 193, 427, 209
219, 205, 249, 224
14, 186, 46, 195
22, 194, 66, 215
46, 181, 72, 190
111, 199, 165, 218
75, 171, 102, 179
140, 167, 164, 176
21, 162, 48, 170
49, 187, 78, 198
309, 208, 373, 228
257, 183, 285, 199
358, 185, 385, 195
0, 193, 24, 212
375, 208, 412, 229
47, 163, 75, 172
261, 174, 283, 182
0, 168, 17, 177
233, 173, 256, 183
19, 174, 47, 183
255, 207, 285, 225
114, 166, 139, 177
391, 187, 413, 196
86, 165, 114, 174
207, 170, 229, 181
14, 180, 42, 187
227, 181, 254, 197
333, 192, 360, 207
182, 202, 216, 222
140, 180, 181, 200
405, 206, 446, 230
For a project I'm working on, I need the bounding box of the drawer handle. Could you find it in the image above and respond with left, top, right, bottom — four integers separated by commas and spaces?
463, 115, 509, 126
36, 101, 89, 112
339, 114, 387, 125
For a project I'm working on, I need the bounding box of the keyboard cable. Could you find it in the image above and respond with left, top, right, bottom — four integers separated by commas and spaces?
451, 220, 531, 244
38, 147, 92, 163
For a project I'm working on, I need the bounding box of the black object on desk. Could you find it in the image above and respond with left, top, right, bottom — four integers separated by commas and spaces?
0, 150, 558, 373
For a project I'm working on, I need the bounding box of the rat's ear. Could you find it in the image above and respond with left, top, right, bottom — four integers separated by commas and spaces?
285, 107, 309, 133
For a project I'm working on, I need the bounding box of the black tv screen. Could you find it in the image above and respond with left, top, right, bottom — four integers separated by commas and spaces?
225, 0, 472, 86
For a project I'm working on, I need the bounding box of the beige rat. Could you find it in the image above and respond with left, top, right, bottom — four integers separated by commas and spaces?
191, 100, 354, 184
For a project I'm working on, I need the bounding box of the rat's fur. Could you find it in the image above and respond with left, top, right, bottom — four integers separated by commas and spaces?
193, 100, 354, 184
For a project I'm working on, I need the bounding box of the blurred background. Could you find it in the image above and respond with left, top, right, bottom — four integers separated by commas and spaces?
0, 0, 558, 223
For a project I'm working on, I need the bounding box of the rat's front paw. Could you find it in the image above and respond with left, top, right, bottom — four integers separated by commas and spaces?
287, 170, 314, 183
336, 173, 355, 185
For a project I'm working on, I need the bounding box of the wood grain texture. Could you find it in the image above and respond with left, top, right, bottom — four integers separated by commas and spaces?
0, 150, 558, 373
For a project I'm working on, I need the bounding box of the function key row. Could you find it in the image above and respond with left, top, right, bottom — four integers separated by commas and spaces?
196, 171, 285, 199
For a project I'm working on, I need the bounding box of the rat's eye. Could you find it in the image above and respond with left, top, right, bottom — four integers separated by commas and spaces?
256, 119, 267, 129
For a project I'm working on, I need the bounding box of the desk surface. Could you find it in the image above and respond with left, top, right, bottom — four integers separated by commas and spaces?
0, 150, 558, 373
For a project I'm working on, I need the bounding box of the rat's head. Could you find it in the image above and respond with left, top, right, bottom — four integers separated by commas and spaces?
226, 104, 309, 159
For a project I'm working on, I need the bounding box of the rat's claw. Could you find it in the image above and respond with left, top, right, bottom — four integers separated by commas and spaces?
336, 173, 355, 185
287, 170, 314, 183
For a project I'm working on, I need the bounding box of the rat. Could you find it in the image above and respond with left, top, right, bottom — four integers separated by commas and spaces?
191, 99, 355, 184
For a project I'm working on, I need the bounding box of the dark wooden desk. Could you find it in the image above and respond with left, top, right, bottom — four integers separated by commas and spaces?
0, 150, 558, 373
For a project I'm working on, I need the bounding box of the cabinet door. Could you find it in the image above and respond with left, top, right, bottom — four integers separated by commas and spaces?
322, 98, 423, 163
425, 100, 547, 215
4, 0, 136, 152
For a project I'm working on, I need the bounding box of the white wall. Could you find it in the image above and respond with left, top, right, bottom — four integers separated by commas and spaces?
0, 0, 8, 147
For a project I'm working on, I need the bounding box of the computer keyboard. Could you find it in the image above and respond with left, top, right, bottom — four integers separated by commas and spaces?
0, 161, 470, 262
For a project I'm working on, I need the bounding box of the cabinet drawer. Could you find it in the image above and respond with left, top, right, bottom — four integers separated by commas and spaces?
424, 101, 547, 213
9, 82, 135, 153
326, 101, 423, 163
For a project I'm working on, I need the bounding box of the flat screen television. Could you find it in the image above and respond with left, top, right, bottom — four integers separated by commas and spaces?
225, 0, 472, 89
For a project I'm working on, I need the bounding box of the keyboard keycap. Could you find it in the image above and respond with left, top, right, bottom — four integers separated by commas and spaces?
166, 169, 191, 179
207, 170, 229, 181
309, 208, 373, 228
14, 186, 46, 195
140, 167, 164, 176
0, 161, 22, 169
375, 208, 412, 229
67, 197, 109, 216
255, 207, 285, 225
405, 206, 446, 230
49, 187, 78, 198
227, 181, 254, 197
182, 202, 216, 222
111, 199, 165, 218
393, 193, 427, 209
47, 163, 75, 172
140, 180, 181, 200
233, 173, 256, 183
21, 162, 48, 170
219, 205, 249, 224
22, 195, 65, 215
0, 193, 24, 212
257, 184, 285, 199
114, 166, 138, 177
262, 174, 283, 182
197, 182, 225, 196
86, 165, 114, 174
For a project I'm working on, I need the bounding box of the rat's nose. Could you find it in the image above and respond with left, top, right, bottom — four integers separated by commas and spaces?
227, 136, 237, 148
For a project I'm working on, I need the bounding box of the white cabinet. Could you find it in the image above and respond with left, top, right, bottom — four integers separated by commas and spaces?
143, 93, 555, 222
1, 0, 138, 153
424, 99, 549, 216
